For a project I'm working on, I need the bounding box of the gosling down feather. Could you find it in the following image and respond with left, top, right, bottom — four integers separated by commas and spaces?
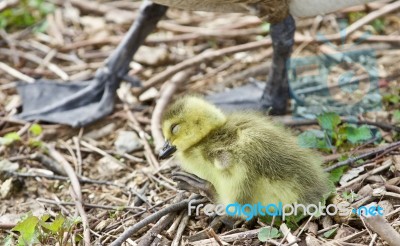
160, 96, 330, 208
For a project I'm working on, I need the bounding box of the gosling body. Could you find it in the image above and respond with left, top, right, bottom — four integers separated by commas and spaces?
161, 96, 330, 207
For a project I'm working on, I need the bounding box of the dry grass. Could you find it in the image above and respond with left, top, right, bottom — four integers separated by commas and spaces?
0, 0, 400, 245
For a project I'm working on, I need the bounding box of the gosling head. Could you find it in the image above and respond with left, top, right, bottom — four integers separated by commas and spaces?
159, 96, 227, 159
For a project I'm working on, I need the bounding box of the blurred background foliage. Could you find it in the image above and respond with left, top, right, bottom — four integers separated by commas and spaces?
0, 0, 54, 31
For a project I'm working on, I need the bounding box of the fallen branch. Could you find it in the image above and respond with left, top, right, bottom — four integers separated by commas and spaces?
284, 118, 400, 133
171, 213, 190, 246
337, 158, 393, 190
0, 223, 16, 230
166, 210, 185, 238
280, 223, 299, 246
0, 0, 19, 12
137, 193, 181, 246
109, 196, 207, 246
363, 215, 400, 246
324, 0, 400, 41
189, 228, 261, 246
324, 141, 400, 172
369, 233, 378, 246
125, 105, 160, 169
139, 38, 273, 93
0, 48, 69, 80
36, 198, 145, 212
6, 169, 144, 196
0, 61, 34, 83
328, 230, 368, 245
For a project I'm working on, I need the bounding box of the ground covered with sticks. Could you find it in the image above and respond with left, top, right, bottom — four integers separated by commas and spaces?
1, 0, 400, 245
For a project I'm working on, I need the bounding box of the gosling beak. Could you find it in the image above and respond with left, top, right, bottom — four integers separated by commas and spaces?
159, 141, 177, 160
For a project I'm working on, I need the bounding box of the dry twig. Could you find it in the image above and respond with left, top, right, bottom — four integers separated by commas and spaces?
46, 145, 91, 246
171, 213, 190, 246
338, 158, 393, 190
363, 215, 400, 246
325, 141, 400, 172
109, 195, 206, 246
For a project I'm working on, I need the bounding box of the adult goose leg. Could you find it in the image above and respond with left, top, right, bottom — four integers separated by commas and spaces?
207, 15, 296, 115
16, 0, 167, 127
260, 15, 295, 114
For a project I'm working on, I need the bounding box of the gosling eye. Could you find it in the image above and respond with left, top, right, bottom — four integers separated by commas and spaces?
171, 124, 180, 135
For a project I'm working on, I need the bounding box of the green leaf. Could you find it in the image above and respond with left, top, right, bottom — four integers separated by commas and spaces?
298, 130, 325, 148
338, 154, 349, 162
394, 110, 400, 123
0, 132, 21, 145
29, 139, 43, 148
29, 123, 42, 136
383, 94, 400, 104
298, 131, 319, 148
372, 19, 385, 33
40, 214, 51, 222
348, 12, 365, 23
258, 227, 280, 242
40, 214, 65, 232
328, 166, 347, 184
298, 130, 332, 150
317, 113, 341, 131
0, 0, 54, 31
323, 228, 338, 238
342, 191, 358, 202
342, 125, 372, 144
285, 213, 307, 230
12, 214, 39, 246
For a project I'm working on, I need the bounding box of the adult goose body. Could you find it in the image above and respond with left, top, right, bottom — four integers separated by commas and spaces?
17, 0, 378, 126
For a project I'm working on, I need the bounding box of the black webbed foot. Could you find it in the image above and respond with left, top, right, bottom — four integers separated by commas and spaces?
206, 80, 265, 112
172, 171, 216, 202
15, 1, 167, 127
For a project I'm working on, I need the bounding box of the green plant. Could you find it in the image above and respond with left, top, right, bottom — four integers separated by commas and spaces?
5, 212, 81, 245
28, 123, 44, 147
0, 123, 44, 147
348, 12, 365, 23
328, 166, 347, 185
371, 19, 385, 34
394, 110, 400, 124
0, 0, 54, 31
341, 191, 358, 203
0, 132, 21, 145
383, 90, 400, 109
258, 227, 280, 242
298, 112, 373, 153
323, 227, 338, 239
348, 11, 384, 33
